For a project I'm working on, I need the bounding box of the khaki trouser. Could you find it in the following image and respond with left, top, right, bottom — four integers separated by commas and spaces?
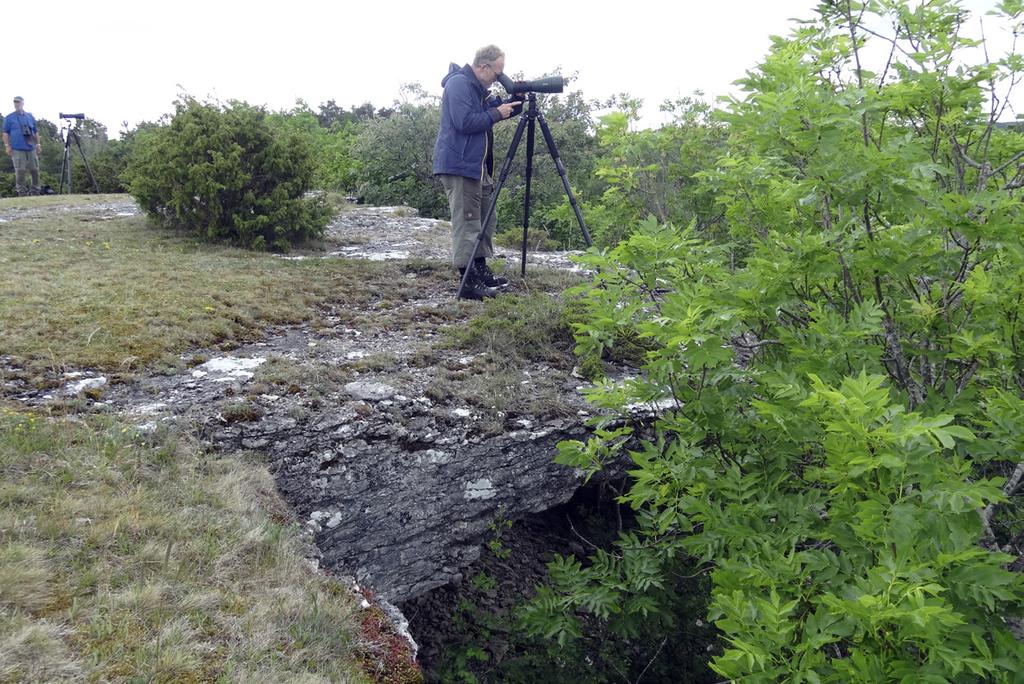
440, 173, 496, 269
11, 149, 40, 196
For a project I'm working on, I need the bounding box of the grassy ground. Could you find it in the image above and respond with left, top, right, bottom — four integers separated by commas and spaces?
423, 289, 587, 431
0, 195, 450, 683
0, 195, 584, 386
0, 195, 584, 682
0, 195, 406, 378
0, 409, 373, 683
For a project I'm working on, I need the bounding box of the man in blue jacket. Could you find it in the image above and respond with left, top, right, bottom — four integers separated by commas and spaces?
3, 96, 42, 196
433, 45, 518, 300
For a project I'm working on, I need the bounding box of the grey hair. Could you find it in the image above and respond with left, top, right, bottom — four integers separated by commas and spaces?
473, 45, 505, 67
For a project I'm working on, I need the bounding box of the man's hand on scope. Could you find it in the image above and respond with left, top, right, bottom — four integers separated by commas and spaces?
496, 102, 519, 119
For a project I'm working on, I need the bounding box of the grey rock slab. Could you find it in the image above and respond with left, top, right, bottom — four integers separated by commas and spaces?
65, 376, 107, 395
344, 381, 399, 402
214, 412, 595, 602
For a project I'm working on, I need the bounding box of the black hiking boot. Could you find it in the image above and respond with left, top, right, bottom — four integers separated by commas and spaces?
458, 267, 501, 300
474, 257, 509, 288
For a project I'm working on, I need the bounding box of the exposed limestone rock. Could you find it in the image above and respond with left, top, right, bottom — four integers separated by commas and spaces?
65, 375, 107, 395
344, 381, 399, 402
193, 356, 265, 381
321, 204, 586, 272
212, 396, 597, 602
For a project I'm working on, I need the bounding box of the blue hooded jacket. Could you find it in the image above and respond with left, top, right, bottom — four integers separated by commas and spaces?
433, 63, 502, 180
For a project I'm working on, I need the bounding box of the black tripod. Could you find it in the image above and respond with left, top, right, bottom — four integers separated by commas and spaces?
58, 118, 99, 194
456, 93, 592, 299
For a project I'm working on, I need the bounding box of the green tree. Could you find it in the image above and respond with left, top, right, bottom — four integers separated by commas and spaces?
350, 84, 446, 217
531, 1, 1024, 680
268, 101, 359, 192
89, 121, 163, 194
35, 119, 62, 185
569, 93, 728, 247
124, 97, 329, 251
316, 99, 382, 129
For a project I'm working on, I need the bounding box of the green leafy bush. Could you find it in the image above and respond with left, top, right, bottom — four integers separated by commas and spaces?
581, 94, 726, 247
529, 0, 1024, 680
350, 85, 447, 217
268, 103, 360, 192
124, 97, 329, 250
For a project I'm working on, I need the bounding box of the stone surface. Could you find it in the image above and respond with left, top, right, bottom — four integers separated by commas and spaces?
195, 356, 266, 380
1, 200, 618, 606
66, 376, 107, 395
211, 397, 603, 602
344, 381, 399, 402
321, 205, 586, 273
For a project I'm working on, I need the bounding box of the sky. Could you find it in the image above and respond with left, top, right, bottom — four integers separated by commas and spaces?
6, 0, 1021, 137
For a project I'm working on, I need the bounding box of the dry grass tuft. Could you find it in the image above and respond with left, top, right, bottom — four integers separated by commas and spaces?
0, 408, 371, 682
0, 544, 52, 614
0, 619, 84, 683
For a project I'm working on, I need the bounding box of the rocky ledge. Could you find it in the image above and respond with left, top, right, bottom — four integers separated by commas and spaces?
6, 203, 631, 605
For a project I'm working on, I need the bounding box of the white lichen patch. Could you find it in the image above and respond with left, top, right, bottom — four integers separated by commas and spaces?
463, 478, 496, 500
415, 449, 451, 465
194, 356, 265, 381
132, 401, 168, 415
66, 376, 107, 395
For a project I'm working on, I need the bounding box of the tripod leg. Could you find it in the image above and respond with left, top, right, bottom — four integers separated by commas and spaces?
521, 115, 536, 277
59, 138, 70, 194
456, 113, 528, 299
536, 111, 593, 248
71, 131, 100, 193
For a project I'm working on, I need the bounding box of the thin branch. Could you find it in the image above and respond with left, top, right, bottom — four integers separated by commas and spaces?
567, 514, 603, 553
856, 24, 916, 64
980, 460, 1024, 550
951, 137, 984, 170
955, 359, 980, 394
635, 637, 669, 684
843, 0, 870, 148
732, 338, 782, 350
991, 150, 1024, 178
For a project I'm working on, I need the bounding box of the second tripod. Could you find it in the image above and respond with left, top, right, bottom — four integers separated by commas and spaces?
456, 92, 592, 299
58, 115, 99, 194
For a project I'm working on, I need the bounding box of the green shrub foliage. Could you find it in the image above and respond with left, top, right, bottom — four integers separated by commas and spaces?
350, 85, 447, 218
125, 98, 329, 250
530, 1, 1024, 681
268, 102, 361, 192
576, 94, 727, 248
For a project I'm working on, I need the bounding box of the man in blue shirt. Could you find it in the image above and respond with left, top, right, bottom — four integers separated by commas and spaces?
3, 96, 42, 196
433, 45, 518, 299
